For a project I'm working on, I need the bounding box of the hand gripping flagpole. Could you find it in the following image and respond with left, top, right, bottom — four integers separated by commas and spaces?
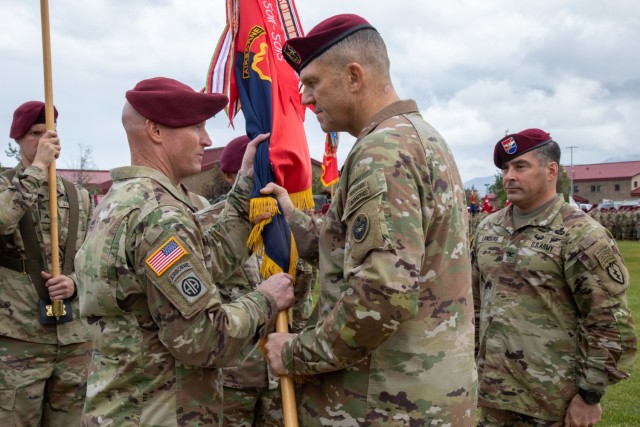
39, 0, 63, 319
204, 2, 310, 424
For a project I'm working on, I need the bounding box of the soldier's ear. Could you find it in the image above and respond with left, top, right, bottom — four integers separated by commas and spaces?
547, 161, 559, 179
146, 120, 163, 144
346, 63, 364, 93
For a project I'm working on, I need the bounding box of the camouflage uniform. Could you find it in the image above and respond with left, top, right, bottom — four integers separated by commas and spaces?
281, 100, 477, 426
0, 163, 92, 426
195, 201, 316, 427
618, 207, 628, 240
588, 207, 601, 226
472, 194, 637, 422
75, 166, 280, 426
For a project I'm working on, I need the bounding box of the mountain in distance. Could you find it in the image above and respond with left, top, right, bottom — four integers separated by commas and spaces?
464, 175, 495, 196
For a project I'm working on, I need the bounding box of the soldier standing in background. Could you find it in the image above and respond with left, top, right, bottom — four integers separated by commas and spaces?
473, 128, 636, 426
0, 101, 92, 426
74, 77, 294, 426
633, 206, 640, 240
262, 14, 477, 426
195, 135, 315, 426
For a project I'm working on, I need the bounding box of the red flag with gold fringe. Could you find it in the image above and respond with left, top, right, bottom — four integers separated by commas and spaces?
204, 0, 312, 277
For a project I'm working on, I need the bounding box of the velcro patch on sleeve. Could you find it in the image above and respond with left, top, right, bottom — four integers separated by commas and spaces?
343, 170, 392, 266
583, 240, 628, 293
146, 237, 188, 276
592, 242, 617, 270
148, 255, 214, 319
169, 263, 208, 304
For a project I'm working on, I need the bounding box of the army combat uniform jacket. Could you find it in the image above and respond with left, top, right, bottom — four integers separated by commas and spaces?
283, 100, 477, 426
196, 200, 268, 390
0, 163, 91, 345
196, 201, 316, 388
472, 195, 637, 421
75, 166, 279, 426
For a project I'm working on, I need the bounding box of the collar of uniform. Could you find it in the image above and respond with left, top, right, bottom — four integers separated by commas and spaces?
357, 99, 419, 140
508, 194, 565, 230
110, 165, 190, 206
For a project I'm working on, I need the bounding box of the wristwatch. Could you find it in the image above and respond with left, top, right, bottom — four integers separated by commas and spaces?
578, 388, 602, 405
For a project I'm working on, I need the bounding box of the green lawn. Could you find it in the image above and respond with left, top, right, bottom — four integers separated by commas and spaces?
600, 240, 640, 426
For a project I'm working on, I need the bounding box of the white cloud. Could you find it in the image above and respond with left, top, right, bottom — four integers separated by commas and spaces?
1, 0, 638, 184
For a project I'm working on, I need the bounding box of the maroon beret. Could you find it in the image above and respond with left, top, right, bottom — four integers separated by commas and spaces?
219, 135, 250, 174
125, 77, 228, 127
494, 128, 553, 168
10, 101, 58, 139
283, 14, 376, 73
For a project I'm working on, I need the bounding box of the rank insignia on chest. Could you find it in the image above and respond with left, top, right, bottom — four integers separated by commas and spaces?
353, 213, 369, 242
146, 237, 188, 276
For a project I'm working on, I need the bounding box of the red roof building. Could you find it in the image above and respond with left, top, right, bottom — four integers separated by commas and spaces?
563, 161, 640, 204
4, 146, 326, 204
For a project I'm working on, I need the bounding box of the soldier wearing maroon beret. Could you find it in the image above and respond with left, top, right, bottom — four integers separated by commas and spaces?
1, 101, 93, 426
263, 13, 477, 426
472, 129, 636, 426
75, 77, 295, 426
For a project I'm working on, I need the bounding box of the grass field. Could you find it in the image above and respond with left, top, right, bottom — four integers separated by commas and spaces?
600, 240, 640, 426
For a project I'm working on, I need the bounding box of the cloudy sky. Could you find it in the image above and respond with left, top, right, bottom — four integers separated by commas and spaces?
1, 0, 639, 184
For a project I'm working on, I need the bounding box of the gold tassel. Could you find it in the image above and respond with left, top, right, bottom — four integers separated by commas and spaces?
247, 197, 280, 255
289, 188, 314, 211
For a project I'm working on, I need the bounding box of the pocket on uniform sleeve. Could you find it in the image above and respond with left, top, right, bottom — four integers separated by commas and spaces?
342, 170, 395, 266
580, 238, 628, 296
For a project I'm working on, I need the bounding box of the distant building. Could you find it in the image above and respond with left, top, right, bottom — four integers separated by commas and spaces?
563, 161, 640, 204
4, 148, 326, 204
56, 169, 111, 196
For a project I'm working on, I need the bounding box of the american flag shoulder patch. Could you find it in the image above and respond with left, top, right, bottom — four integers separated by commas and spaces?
146, 237, 188, 276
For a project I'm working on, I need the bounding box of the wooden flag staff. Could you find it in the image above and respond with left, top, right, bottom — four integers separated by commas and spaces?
276, 312, 298, 427
40, 0, 63, 319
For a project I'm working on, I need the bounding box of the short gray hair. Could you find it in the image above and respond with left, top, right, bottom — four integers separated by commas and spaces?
532, 140, 561, 165
317, 29, 390, 76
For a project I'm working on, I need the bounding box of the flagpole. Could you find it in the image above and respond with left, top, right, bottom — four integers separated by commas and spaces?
276, 312, 298, 427
40, 0, 62, 319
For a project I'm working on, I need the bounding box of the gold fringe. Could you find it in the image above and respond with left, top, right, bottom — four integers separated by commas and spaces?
250, 192, 312, 385
260, 256, 284, 278
289, 188, 314, 211
258, 232, 298, 279
247, 197, 279, 255
249, 196, 280, 222
288, 235, 298, 278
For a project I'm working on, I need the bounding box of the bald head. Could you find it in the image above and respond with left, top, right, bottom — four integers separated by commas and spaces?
122, 102, 147, 135
121, 101, 158, 166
